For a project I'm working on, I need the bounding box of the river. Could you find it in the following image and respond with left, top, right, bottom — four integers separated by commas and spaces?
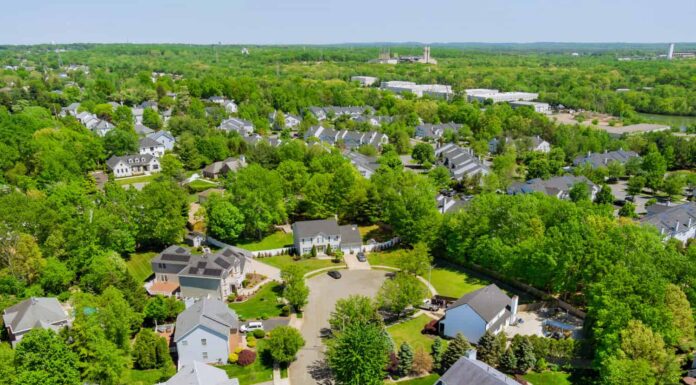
637, 112, 696, 130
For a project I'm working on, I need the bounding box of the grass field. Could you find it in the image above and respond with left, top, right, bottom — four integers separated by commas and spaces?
387, 314, 439, 353
359, 224, 394, 242
126, 369, 165, 385
221, 339, 281, 385
238, 231, 294, 251
386, 374, 440, 385
523, 371, 573, 385
257, 254, 342, 276
229, 282, 284, 320
187, 179, 218, 192
115, 174, 157, 186
126, 251, 157, 282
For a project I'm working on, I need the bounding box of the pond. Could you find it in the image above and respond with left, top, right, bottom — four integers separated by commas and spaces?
637, 112, 696, 130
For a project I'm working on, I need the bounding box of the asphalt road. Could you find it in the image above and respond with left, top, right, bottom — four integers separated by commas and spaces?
289, 270, 388, 385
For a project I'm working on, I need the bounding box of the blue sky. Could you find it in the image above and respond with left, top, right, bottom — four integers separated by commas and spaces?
1, 0, 694, 44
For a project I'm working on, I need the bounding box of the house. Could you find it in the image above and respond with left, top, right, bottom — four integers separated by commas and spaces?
206, 97, 238, 113
573, 149, 640, 169
158, 361, 239, 385
380, 81, 454, 100
92, 119, 115, 137
140, 100, 158, 111
507, 175, 599, 201
219, 118, 254, 136
415, 123, 462, 140
489, 136, 550, 154
292, 218, 363, 255
510, 100, 551, 114
436, 353, 521, 385
149, 245, 250, 299
132, 107, 145, 124
641, 202, 696, 244
307, 106, 375, 121
435, 143, 490, 180
353, 115, 393, 127
438, 284, 518, 343
106, 154, 160, 178
147, 130, 176, 151
268, 111, 302, 130
202, 156, 246, 179
346, 152, 380, 179
60, 102, 80, 117
139, 137, 166, 158
465, 89, 538, 103
185, 232, 206, 248
304, 126, 388, 150
351, 76, 378, 87
174, 298, 241, 368
436, 192, 470, 214
134, 123, 154, 136
3, 297, 72, 347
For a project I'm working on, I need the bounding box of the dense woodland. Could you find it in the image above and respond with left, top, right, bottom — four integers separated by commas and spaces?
0, 44, 695, 385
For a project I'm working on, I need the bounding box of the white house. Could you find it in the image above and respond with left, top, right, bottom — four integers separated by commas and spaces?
507, 175, 599, 201
269, 111, 302, 130
147, 131, 176, 151
642, 202, 696, 244
174, 298, 240, 369
2, 297, 72, 347
292, 218, 363, 255
159, 361, 239, 385
351, 76, 378, 87
219, 118, 254, 136
139, 137, 166, 157
106, 154, 160, 178
207, 97, 238, 113
438, 284, 518, 344
465, 89, 538, 103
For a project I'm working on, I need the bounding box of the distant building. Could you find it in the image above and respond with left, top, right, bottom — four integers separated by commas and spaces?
641, 202, 696, 244
307, 106, 375, 121
507, 175, 599, 201
436, 354, 522, 385
292, 218, 362, 255
219, 118, 254, 136
381, 81, 454, 100
465, 89, 538, 103
509, 100, 551, 114
435, 143, 490, 180
488, 136, 550, 154
346, 152, 380, 179
268, 110, 302, 130
106, 154, 160, 178
573, 149, 640, 169
3, 297, 72, 347
351, 76, 378, 87
415, 122, 462, 140
304, 126, 388, 150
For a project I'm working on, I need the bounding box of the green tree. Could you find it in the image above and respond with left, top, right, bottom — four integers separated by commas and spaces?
411, 143, 435, 165
627, 175, 646, 196
283, 279, 309, 311
440, 333, 471, 372
511, 336, 536, 373
160, 154, 185, 181
664, 284, 695, 349
329, 295, 383, 332
205, 196, 245, 243
377, 272, 427, 316
594, 184, 615, 205
143, 295, 184, 325
0, 343, 15, 385
14, 329, 80, 385
266, 326, 305, 364
477, 331, 502, 367
135, 180, 187, 247
39, 257, 74, 294
569, 182, 590, 202
618, 202, 637, 218
500, 348, 518, 373
431, 337, 446, 373
397, 342, 414, 377
142, 108, 162, 129
1, 233, 45, 284
606, 160, 625, 180
663, 174, 685, 198
395, 242, 432, 276
103, 127, 138, 156
326, 323, 391, 385
641, 150, 667, 193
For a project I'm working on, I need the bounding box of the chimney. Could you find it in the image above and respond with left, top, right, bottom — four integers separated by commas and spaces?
466, 349, 477, 361
689, 218, 693, 228
510, 295, 519, 323
587, 151, 591, 158
675, 221, 680, 232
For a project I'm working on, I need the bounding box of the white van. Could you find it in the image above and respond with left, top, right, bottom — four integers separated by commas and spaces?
241, 321, 264, 333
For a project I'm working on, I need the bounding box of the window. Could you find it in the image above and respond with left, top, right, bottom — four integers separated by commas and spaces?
202, 352, 208, 359
201, 339, 207, 346
181, 340, 188, 346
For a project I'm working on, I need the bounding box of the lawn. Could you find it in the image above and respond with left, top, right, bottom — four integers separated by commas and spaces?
359, 224, 394, 242
387, 314, 439, 353
229, 282, 284, 320
238, 231, 294, 251
126, 251, 157, 282
523, 371, 573, 385
126, 369, 165, 385
385, 374, 440, 385
257, 254, 343, 276
221, 339, 283, 385
115, 174, 157, 186
366, 249, 401, 268
187, 179, 218, 192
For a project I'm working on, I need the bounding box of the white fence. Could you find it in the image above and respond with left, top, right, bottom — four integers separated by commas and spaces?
208, 234, 400, 257
363, 237, 400, 252
251, 247, 295, 257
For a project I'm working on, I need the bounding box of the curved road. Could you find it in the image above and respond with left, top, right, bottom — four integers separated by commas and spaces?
289, 270, 388, 385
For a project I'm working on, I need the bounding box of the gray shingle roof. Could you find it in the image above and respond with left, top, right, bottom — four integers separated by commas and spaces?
174, 298, 239, 342
641, 202, 696, 237
292, 218, 341, 239
164, 361, 239, 385
139, 136, 162, 148
447, 284, 511, 323
339, 225, 362, 247
573, 149, 640, 169
437, 356, 521, 385
106, 153, 156, 170
2, 297, 69, 334
507, 175, 596, 198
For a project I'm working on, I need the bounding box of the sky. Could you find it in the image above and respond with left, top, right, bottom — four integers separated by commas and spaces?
1, 0, 695, 45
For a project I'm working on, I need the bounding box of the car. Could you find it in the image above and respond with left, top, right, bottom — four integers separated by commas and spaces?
240, 321, 264, 333
356, 252, 366, 262
327, 270, 342, 279
418, 299, 440, 312
625, 195, 635, 202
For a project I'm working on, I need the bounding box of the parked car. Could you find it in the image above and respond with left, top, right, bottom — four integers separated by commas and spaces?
327, 270, 342, 279
356, 252, 366, 262
240, 321, 264, 333
625, 195, 635, 202
418, 299, 440, 312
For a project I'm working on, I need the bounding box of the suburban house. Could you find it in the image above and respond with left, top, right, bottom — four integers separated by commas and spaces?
147, 130, 177, 151
304, 126, 388, 150
60, 102, 81, 117
436, 353, 521, 385
268, 110, 302, 130
140, 100, 158, 111
134, 123, 154, 136
351, 75, 378, 86
307, 106, 375, 121
510, 100, 551, 114
353, 115, 393, 127
438, 284, 518, 344
414, 122, 462, 140
346, 152, 380, 179
75, 111, 114, 136
219, 118, 254, 136
148, 245, 250, 299
159, 361, 239, 385
641, 202, 696, 244
435, 143, 490, 180
139, 137, 166, 157
132, 107, 145, 124
174, 298, 241, 368
436, 192, 470, 214
488, 136, 550, 154
106, 154, 161, 178
292, 218, 363, 255
202, 156, 246, 179
507, 175, 599, 201
2, 297, 72, 347
573, 149, 640, 169
206, 96, 238, 113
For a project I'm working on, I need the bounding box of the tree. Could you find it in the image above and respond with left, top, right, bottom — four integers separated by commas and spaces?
641, 150, 667, 193
569, 182, 590, 202
477, 331, 502, 367
266, 326, 305, 364
142, 108, 162, 129
663, 174, 686, 198
39, 257, 74, 294
283, 279, 309, 311
395, 242, 432, 276
397, 342, 414, 377
614, 320, 681, 384
103, 127, 138, 156
205, 196, 245, 243
132, 329, 173, 370
440, 333, 471, 372
411, 348, 433, 376
97, 286, 138, 351
135, 180, 187, 247
377, 272, 427, 316
431, 337, 446, 373
411, 143, 435, 165
664, 284, 695, 349
428, 166, 451, 190
143, 295, 184, 325
511, 336, 536, 373
14, 329, 80, 385
0, 343, 15, 385
0, 233, 45, 284
500, 348, 518, 373
160, 154, 185, 181
329, 295, 383, 332
627, 175, 646, 196
618, 202, 637, 218
594, 184, 615, 205
326, 323, 391, 385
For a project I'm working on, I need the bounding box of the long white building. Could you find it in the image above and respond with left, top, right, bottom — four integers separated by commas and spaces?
381, 81, 454, 100
465, 89, 538, 103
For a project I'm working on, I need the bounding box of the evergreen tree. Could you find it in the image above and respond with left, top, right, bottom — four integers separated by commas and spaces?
431, 337, 446, 373
397, 342, 414, 377
500, 348, 518, 373
310, 245, 317, 258
440, 333, 470, 372
512, 336, 536, 373
477, 331, 502, 367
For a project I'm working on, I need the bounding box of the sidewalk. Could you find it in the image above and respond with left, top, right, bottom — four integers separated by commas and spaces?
273, 363, 290, 385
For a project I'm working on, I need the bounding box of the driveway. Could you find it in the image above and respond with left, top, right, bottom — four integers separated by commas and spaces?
289, 270, 388, 385
343, 253, 370, 270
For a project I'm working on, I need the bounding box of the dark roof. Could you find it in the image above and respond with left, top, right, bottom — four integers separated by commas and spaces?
2, 297, 69, 334
292, 218, 341, 238
339, 224, 362, 247
641, 202, 696, 237
178, 246, 249, 279
447, 284, 511, 323
438, 356, 521, 385
106, 153, 156, 169
174, 298, 239, 342
507, 175, 596, 198
573, 149, 640, 169
154, 245, 193, 265
139, 136, 162, 148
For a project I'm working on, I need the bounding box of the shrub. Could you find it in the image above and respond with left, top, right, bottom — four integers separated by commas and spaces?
260, 313, 269, 320
247, 335, 257, 348
386, 351, 399, 375
237, 349, 257, 366
281, 305, 291, 316
228, 353, 238, 364
535, 357, 548, 372
253, 329, 266, 339
234, 346, 243, 354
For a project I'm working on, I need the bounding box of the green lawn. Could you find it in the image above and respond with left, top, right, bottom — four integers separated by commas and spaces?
221, 339, 280, 385
523, 371, 572, 385
366, 249, 401, 268
359, 224, 394, 242
126, 369, 165, 385
238, 231, 294, 251
188, 179, 218, 192
387, 314, 439, 353
257, 254, 343, 276
386, 374, 440, 385
115, 174, 157, 186
229, 282, 284, 320
126, 251, 157, 282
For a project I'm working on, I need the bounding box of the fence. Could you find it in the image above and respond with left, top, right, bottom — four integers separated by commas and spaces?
362, 237, 400, 252
251, 247, 294, 257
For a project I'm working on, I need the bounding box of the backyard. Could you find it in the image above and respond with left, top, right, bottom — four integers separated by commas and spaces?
228, 282, 284, 320
523, 371, 573, 385
126, 369, 166, 385
126, 251, 157, 282
385, 374, 440, 385
358, 224, 394, 242
221, 339, 287, 385
115, 174, 157, 186
387, 314, 441, 353
256, 254, 343, 276
237, 231, 294, 251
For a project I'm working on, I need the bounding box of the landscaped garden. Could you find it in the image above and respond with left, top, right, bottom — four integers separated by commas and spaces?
115, 174, 158, 186
237, 231, 294, 251
228, 282, 284, 320
257, 254, 343, 276
221, 339, 286, 385
387, 314, 440, 353
126, 251, 157, 282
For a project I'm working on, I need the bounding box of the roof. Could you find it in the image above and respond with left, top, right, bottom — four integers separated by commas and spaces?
147, 130, 175, 142
339, 225, 362, 247
415, 122, 462, 138
507, 175, 597, 198
438, 356, 520, 385
346, 152, 379, 175
164, 361, 239, 385
436, 143, 490, 179
573, 149, 640, 169
447, 284, 511, 323
202, 157, 246, 175
106, 153, 157, 169
174, 298, 239, 342
134, 123, 154, 136
2, 297, 69, 334
293, 218, 341, 239
641, 202, 696, 237
177, 246, 249, 279
139, 136, 163, 148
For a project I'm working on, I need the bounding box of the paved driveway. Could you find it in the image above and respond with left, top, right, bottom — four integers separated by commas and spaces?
289, 270, 388, 385
343, 252, 370, 270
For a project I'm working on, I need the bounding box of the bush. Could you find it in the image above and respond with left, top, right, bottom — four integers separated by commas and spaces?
234, 346, 243, 354
281, 305, 291, 316
260, 313, 269, 320
247, 335, 257, 348
253, 329, 266, 339
535, 357, 548, 372
237, 349, 257, 367
229, 353, 238, 364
